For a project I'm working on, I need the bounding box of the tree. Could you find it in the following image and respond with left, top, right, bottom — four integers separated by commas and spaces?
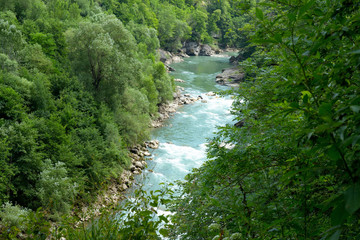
67, 13, 140, 105
169, 0, 360, 239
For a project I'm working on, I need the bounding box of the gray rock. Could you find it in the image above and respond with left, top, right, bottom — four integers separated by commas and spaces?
174, 78, 185, 83
215, 67, 245, 86
199, 44, 214, 56
134, 161, 144, 169
143, 151, 151, 156
185, 42, 200, 56
158, 49, 170, 63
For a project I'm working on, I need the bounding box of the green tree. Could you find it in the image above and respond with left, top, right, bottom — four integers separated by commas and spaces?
37, 159, 77, 220
67, 13, 139, 105
170, 0, 360, 239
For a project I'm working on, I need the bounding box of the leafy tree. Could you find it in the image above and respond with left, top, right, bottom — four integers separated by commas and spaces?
0, 18, 25, 59
67, 13, 139, 105
169, 0, 360, 239
188, 8, 208, 43
37, 159, 77, 220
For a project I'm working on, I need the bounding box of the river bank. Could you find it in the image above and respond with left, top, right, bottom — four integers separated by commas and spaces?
70, 51, 236, 228
71, 84, 205, 225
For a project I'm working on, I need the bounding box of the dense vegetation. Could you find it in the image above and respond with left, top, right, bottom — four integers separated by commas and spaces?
169, 0, 360, 239
2, 0, 358, 239
0, 0, 247, 238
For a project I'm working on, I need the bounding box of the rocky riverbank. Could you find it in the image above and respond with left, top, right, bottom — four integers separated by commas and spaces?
73, 79, 203, 225
215, 67, 245, 87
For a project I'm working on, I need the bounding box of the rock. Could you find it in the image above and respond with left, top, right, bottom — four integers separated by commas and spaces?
158, 49, 170, 63
133, 170, 141, 175
147, 140, 159, 149
184, 94, 191, 97
201, 100, 208, 103
143, 151, 151, 156
121, 184, 128, 190
198, 95, 203, 99
206, 91, 216, 96
179, 52, 190, 58
185, 42, 200, 56
174, 78, 185, 83
134, 161, 144, 169
172, 56, 183, 63
130, 165, 136, 171
215, 67, 245, 87
165, 64, 175, 72
158, 49, 184, 65
130, 148, 139, 154
229, 46, 256, 64
234, 120, 245, 128
199, 44, 214, 56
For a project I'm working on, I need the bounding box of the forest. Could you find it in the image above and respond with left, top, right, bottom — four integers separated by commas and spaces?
0, 0, 359, 239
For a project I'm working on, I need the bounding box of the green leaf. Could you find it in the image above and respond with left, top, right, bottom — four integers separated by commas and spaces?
298, 1, 315, 17
352, 135, 360, 147
329, 229, 341, 240
290, 102, 299, 109
344, 183, 360, 214
303, 94, 309, 104
350, 105, 360, 113
337, 126, 347, 141
159, 215, 169, 223
326, 145, 341, 161
319, 103, 332, 117
287, 12, 296, 22
348, 49, 360, 55
274, 33, 282, 43
331, 202, 348, 225
255, 8, 264, 21
159, 228, 169, 237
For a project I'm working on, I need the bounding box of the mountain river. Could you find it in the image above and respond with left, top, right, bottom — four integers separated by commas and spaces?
135, 53, 236, 193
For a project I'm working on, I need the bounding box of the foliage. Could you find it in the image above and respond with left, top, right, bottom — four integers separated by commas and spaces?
169, 0, 360, 239
37, 159, 77, 220
0, 0, 257, 237
0, 0, 177, 227
63, 186, 173, 240
0, 202, 29, 232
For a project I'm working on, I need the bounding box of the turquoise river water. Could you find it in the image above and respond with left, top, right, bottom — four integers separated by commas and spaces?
135, 54, 236, 193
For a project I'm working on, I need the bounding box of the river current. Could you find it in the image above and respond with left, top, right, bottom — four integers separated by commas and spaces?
135, 54, 236, 192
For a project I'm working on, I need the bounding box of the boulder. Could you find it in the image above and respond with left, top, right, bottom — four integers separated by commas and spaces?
215, 67, 245, 87
143, 150, 151, 156
199, 44, 214, 56
158, 49, 169, 63
134, 161, 144, 169
206, 91, 216, 96
172, 56, 183, 63
174, 78, 185, 83
165, 64, 175, 72
201, 99, 208, 103
146, 140, 159, 149
185, 42, 200, 56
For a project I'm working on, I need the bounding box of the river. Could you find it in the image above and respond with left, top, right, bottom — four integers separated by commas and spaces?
135, 54, 236, 192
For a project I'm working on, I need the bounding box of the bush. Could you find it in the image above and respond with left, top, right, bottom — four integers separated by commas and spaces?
37, 159, 77, 220
0, 202, 30, 231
